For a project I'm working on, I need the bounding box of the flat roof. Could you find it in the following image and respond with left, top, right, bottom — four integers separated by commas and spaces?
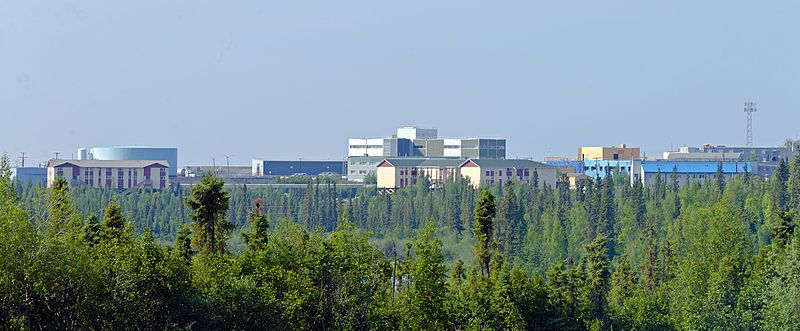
462, 159, 553, 168
90, 146, 177, 149
380, 158, 466, 168
641, 161, 752, 174
49, 159, 170, 168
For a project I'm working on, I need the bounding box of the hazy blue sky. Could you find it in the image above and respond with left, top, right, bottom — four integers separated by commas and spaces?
2, 1, 799, 167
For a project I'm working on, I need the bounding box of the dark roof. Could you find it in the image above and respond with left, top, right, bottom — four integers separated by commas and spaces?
461, 159, 553, 169
381, 158, 465, 168
48, 159, 170, 168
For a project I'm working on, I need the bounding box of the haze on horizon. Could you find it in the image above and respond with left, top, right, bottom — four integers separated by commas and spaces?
2, 0, 799, 167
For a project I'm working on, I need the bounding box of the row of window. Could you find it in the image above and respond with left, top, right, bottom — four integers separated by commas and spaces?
485, 179, 532, 185
56, 167, 164, 184
484, 168, 531, 177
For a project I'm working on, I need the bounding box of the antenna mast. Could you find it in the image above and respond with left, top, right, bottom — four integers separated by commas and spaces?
744, 101, 757, 147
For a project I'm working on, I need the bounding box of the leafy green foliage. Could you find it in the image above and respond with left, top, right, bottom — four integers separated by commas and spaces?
5, 155, 800, 329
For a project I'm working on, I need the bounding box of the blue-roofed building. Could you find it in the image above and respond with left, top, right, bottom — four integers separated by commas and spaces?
544, 160, 583, 174
632, 160, 755, 187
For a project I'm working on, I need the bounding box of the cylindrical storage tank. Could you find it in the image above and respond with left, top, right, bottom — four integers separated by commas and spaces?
78, 148, 88, 160
89, 146, 178, 178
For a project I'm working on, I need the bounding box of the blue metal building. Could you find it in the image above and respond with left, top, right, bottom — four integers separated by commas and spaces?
635, 160, 755, 187
253, 160, 346, 177
11, 167, 47, 186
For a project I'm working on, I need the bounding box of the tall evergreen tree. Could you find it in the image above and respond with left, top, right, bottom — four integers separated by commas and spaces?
474, 189, 497, 277
670, 166, 681, 219
242, 197, 269, 251
715, 161, 726, 195
773, 158, 790, 214
583, 235, 611, 330
600, 173, 616, 256
173, 225, 193, 264
185, 175, 232, 254
100, 197, 129, 243
47, 177, 81, 236
788, 156, 800, 212
496, 181, 520, 256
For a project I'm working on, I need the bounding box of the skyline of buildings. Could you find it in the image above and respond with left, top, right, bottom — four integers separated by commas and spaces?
9, 125, 800, 190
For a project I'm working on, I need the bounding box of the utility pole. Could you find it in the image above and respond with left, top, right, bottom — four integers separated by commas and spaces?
211, 157, 216, 176
744, 101, 757, 147
222, 154, 232, 177
20, 152, 27, 167
54, 152, 60, 160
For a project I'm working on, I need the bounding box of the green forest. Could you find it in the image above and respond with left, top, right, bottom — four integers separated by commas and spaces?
3, 153, 800, 330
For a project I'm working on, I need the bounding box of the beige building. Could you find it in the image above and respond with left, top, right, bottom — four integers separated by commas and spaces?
578, 144, 640, 161
47, 159, 170, 190
376, 158, 464, 190
376, 158, 557, 190
459, 159, 557, 188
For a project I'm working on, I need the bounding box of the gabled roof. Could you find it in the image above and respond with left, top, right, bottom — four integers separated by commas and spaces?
378, 158, 465, 168
48, 159, 170, 168
459, 159, 554, 169
640, 161, 752, 174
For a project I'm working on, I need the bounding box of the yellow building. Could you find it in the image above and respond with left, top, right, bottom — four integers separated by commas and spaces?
376, 158, 464, 190
47, 159, 170, 190
376, 158, 558, 190
459, 159, 557, 188
578, 144, 640, 161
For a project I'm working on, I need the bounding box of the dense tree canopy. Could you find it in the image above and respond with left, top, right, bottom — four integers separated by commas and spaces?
4, 153, 800, 329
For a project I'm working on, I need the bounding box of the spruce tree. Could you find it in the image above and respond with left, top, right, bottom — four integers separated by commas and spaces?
773, 158, 790, 214
670, 166, 681, 219
84, 214, 101, 246
243, 197, 269, 251
47, 177, 81, 236
185, 175, 232, 254
583, 235, 611, 330
100, 197, 128, 243
787, 156, 800, 212
715, 161, 726, 195
474, 189, 497, 277
174, 225, 193, 264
